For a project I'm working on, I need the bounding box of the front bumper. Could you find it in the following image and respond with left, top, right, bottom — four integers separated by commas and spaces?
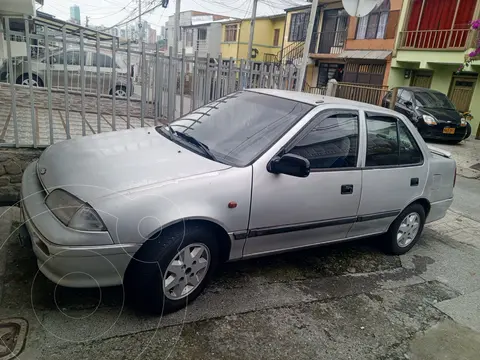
21, 161, 140, 288
419, 124, 467, 141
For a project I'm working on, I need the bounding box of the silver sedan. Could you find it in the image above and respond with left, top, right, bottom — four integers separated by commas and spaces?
21, 89, 456, 314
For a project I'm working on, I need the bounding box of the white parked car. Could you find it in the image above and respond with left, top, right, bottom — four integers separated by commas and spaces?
21, 89, 456, 314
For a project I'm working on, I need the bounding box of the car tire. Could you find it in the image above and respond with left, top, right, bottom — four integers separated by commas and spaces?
465, 123, 472, 140
384, 203, 426, 255
124, 223, 220, 314
111, 85, 127, 97
16, 73, 44, 87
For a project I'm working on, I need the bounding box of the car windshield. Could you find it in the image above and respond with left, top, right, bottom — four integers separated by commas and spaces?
158, 91, 313, 166
414, 91, 455, 110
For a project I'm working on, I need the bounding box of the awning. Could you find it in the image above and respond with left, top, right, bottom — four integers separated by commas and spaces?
338, 50, 392, 60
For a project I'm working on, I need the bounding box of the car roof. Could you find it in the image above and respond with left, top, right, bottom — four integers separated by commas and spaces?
247, 88, 401, 117
394, 86, 444, 94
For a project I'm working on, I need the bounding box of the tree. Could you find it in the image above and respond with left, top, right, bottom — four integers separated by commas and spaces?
459, 20, 480, 71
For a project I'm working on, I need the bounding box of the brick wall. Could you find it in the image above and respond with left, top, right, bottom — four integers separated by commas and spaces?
0, 149, 43, 204
0, 84, 155, 118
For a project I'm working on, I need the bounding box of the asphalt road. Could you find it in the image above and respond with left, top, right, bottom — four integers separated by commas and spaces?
452, 176, 480, 222
0, 177, 479, 359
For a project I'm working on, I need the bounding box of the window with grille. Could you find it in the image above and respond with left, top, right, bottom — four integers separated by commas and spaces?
356, 0, 390, 39
224, 24, 238, 42
289, 12, 309, 42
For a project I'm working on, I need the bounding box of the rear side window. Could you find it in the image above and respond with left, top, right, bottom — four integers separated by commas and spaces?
93, 54, 114, 68
398, 121, 423, 165
366, 115, 423, 167
289, 113, 359, 169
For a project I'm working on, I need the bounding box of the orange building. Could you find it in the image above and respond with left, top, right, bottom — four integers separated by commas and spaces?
282, 0, 403, 89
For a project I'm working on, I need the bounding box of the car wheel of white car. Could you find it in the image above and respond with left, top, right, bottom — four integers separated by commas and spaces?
17, 74, 43, 87
124, 223, 219, 314
113, 86, 127, 97
385, 203, 426, 255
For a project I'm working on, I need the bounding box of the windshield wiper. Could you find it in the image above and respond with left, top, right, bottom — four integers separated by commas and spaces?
172, 130, 217, 161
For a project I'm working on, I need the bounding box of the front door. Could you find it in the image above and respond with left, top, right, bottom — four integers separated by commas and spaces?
348, 112, 427, 238
448, 76, 477, 112
244, 110, 362, 257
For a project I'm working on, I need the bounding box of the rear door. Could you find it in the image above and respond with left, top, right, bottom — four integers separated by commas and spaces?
348, 112, 427, 238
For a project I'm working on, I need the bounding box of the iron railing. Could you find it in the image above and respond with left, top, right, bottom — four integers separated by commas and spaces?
0, 19, 298, 147
311, 30, 347, 54
336, 82, 388, 106
399, 29, 473, 50
304, 82, 327, 95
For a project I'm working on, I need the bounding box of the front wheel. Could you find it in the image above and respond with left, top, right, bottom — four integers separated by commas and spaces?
384, 204, 426, 255
465, 122, 472, 140
124, 224, 219, 314
16, 74, 44, 87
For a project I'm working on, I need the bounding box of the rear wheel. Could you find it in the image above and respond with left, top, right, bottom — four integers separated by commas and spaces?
384, 204, 426, 255
112, 85, 127, 97
16, 73, 43, 87
124, 224, 220, 314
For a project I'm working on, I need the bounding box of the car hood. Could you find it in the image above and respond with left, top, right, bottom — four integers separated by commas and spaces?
37, 127, 231, 202
418, 107, 461, 124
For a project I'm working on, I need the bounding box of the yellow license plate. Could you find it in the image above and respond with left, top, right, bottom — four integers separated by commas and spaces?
443, 127, 455, 134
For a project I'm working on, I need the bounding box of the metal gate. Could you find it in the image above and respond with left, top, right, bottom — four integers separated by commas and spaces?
0, 17, 298, 148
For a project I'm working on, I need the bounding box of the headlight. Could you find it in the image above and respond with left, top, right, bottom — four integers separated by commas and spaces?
45, 189, 106, 231
460, 117, 467, 127
423, 115, 437, 125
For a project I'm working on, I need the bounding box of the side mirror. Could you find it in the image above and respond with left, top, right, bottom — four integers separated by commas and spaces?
267, 153, 310, 178
405, 101, 413, 109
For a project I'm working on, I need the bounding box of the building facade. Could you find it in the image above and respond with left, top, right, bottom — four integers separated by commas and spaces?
388, 0, 480, 131
165, 11, 230, 55
220, 14, 286, 61
281, 0, 402, 89
69, 5, 80, 25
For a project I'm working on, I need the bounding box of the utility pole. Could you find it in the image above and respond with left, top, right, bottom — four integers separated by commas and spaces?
85, 16, 89, 27
173, 0, 181, 56
296, 0, 318, 91
138, 0, 143, 43
247, 0, 258, 61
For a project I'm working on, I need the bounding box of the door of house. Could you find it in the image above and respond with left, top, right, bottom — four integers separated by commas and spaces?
448, 75, 477, 112
318, 10, 348, 54
411, 71, 433, 88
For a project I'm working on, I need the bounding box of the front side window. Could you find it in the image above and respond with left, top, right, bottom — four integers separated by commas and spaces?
366, 115, 423, 167
289, 113, 359, 169
289, 12, 309, 41
161, 91, 312, 166
52, 50, 85, 65
356, 0, 390, 39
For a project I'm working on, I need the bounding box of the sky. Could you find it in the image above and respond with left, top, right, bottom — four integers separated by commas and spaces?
37, 0, 309, 33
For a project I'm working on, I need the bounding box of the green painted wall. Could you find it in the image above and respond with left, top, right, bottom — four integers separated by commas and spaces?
389, 63, 480, 134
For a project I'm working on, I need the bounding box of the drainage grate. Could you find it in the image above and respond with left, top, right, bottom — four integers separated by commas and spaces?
470, 163, 480, 171
0, 319, 28, 360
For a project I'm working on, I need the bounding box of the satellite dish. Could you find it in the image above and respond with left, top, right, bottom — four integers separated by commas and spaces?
342, 0, 384, 17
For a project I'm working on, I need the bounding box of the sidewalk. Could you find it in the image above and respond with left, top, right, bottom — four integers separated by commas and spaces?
428, 137, 480, 179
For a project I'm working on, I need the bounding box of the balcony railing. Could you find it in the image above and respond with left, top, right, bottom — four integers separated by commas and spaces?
310, 30, 347, 55
399, 29, 474, 50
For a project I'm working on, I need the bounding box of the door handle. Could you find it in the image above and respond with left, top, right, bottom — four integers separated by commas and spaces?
410, 178, 419, 187
341, 184, 353, 195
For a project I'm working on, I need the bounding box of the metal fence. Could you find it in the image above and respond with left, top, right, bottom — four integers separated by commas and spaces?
336, 82, 388, 106
0, 18, 298, 147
